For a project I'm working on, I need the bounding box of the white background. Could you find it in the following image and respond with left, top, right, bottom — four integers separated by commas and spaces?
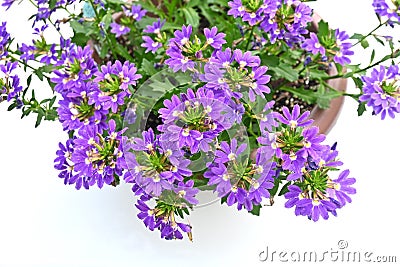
1, 1, 399, 266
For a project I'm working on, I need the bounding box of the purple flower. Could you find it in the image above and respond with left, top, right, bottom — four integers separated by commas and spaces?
141, 36, 162, 53
227, 0, 246, 18
373, 0, 400, 26
359, 65, 400, 119
165, 52, 195, 72
302, 32, 325, 55
67, 120, 126, 189
52, 44, 97, 96
233, 49, 260, 68
1, 0, 16, 10
130, 128, 157, 152
56, 81, 107, 131
171, 24, 192, 47
114, 60, 141, 91
39, 44, 58, 64
135, 199, 156, 231
94, 60, 141, 93
166, 25, 201, 72
158, 88, 232, 153
205, 138, 276, 212
173, 180, 199, 205
258, 101, 278, 134
54, 139, 76, 186
215, 139, 247, 164
0, 61, 22, 101
204, 163, 232, 197
143, 19, 165, 34
0, 22, 11, 57
202, 48, 269, 101
273, 104, 313, 129
19, 43, 36, 61
204, 26, 226, 49
297, 126, 326, 159
126, 5, 147, 21
284, 185, 338, 222
127, 129, 192, 197
333, 29, 354, 65
110, 22, 130, 37
293, 3, 313, 27
248, 66, 271, 101
327, 169, 356, 207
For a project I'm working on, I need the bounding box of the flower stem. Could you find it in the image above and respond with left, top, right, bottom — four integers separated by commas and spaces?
88, 0, 118, 60
351, 21, 385, 48
245, 26, 255, 51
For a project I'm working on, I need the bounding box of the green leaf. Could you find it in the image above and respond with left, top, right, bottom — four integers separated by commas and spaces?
7, 102, 16, 111
315, 84, 342, 109
27, 74, 32, 88
272, 63, 299, 82
101, 12, 112, 29
141, 58, 157, 76
35, 113, 43, 128
278, 182, 291, 196
176, 208, 184, 219
351, 77, 364, 89
350, 33, 364, 41
357, 102, 367, 116
373, 35, 385, 46
71, 32, 89, 47
262, 55, 279, 67
115, 43, 134, 61
186, 0, 201, 8
370, 49, 376, 64
105, 0, 125, 4
308, 68, 330, 79
69, 20, 88, 34
281, 86, 317, 104
248, 204, 261, 216
181, 7, 200, 29
317, 20, 329, 37
361, 39, 369, 49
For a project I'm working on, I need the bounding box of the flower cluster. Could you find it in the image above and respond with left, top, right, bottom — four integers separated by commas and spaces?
359, 65, 400, 119
0, 22, 22, 104
141, 19, 165, 54
301, 28, 354, 66
204, 139, 276, 211
264, 105, 357, 221
110, 4, 146, 37
12, 0, 400, 241
228, 0, 313, 45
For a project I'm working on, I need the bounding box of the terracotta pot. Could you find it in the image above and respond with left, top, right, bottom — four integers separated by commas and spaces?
308, 14, 346, 134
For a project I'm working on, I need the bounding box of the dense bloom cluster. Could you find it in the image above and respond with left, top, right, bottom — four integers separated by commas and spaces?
301, 28, 354, 66
228, 0, 313, 45
165, 25, 227, 72
264, 105, 357, 221
201, 48, 271, 101
360, 65, 400, 119
54, 120, 127, 189
135, 198, 193, 240
8, 0, 396, 241
205, 139, 276, 211
158, 88, 234, 153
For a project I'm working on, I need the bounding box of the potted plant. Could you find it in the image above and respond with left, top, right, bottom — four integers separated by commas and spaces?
0, 0, 399, 241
